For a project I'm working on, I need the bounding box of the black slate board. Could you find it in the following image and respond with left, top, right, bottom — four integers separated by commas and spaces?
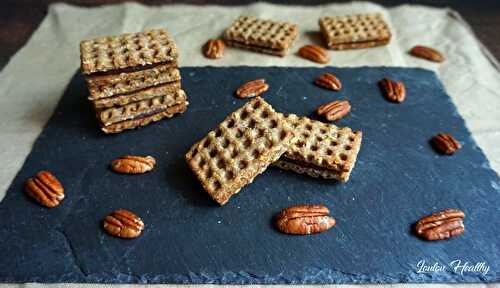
0, 67, 499, 284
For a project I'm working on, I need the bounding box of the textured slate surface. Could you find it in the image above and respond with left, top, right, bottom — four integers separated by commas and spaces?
0, 67, 498, 284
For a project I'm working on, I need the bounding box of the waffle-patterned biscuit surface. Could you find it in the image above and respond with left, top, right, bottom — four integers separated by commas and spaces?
86, 64, 180, 100
319, 13, 391, 50
276, 114, 362, 182
92, 81, 182, 109
97, 90, 187, 126
102, 103, 187, 134
185, 97, 294, 205
223, 16, 299, 55
80, 29, 178, 75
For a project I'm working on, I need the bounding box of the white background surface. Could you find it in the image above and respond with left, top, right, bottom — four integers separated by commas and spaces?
0, 2, 498, 287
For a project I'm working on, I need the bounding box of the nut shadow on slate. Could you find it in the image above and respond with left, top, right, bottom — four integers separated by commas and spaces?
164, 155, 219, 208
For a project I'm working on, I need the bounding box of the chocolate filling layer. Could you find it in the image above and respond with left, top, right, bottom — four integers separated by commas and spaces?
329, 38, 390, 46
280, 157, 345, 173
88, 61, 177, 77
226, 40, 286, 52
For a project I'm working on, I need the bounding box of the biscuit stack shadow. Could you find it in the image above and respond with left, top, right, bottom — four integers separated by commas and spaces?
80, 29, 188, 134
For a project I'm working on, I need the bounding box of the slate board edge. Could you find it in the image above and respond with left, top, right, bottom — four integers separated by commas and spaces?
1, 66, 498, 284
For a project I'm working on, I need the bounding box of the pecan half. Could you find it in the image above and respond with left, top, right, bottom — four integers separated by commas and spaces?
315, 73, 342, 91
431, 133, 461, 155
415, 209, 465, 241
235, 79, 269, 99
111, 155, 156, 174
203, 39, 225, 59
275, 204, 335, 235
103, 209, 144, 239
409, 45, 445, 63
379, 78, 406, 103
298, 45, 330, 64
25, 171, 64, 208
317, 100, 351, 121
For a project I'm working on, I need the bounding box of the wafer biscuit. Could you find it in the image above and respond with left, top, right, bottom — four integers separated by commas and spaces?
185, 97, 294, 205
80, 28, 178, 75
97, 90, 187, 126
86, 64, 180, 100
223, 16, 299, 56
92, 81, 182, 109
275, 114, 362, 182
319, 13, 391, 50
101, 103, 187, 134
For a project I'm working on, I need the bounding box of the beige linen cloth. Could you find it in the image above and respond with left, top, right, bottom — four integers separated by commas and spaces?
0, 2, 498, 288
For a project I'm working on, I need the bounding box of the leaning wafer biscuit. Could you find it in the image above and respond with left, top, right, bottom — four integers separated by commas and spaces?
92, 81, 182, 109
80, 28, 178, 75
319, 13, 391, 50
275, 114, 362, 182
97, 90, 187, 127
185, 97, 294, 205
86, 64, 180, 100
223, 16, 299, 56
102, 103, 187, 134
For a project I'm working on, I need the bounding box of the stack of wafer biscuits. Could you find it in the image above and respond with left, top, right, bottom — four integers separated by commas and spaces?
80, 29, 188, 133
319, 13, 391, 50
186, 98, 363, 205
223, 16, 299, 57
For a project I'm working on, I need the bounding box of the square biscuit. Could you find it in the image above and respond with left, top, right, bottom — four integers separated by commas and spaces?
185, 97, 294, 205
97, 89, 187, 127
80, 28, 178, 75
275, 114, 362, 182
92, 81, 182, 109
319, 13, 391, 50
223, 16, 299, 56
101, 103, 187, 134
86, 63, 180, 100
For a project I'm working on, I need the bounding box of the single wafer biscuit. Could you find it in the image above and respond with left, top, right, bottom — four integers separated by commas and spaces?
97, 90, 187, 126
275, 114, 362, 182
319, 13, 391, 50
101, 103, 187, 134
80, 28, 178, 75
185, 97, 294, 205
86, 64, 180, 100
92, 81, 182, 109
223, 16, 299, 56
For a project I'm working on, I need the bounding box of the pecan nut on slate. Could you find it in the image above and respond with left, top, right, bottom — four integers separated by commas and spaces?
415, 209, 465, 241
431, 133, 461, 155
103, 209, 144, 239
25, 171, 64, 208
379, 78, 406, 103
203, 39, 225, 59
235, 79, 269, 99
317, 100, 351, 121
409, 45, 445, 63
111, 155, 156, 174
298, 45, 330, 64
315, 73, 342, 91
274, 204, 336, 235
